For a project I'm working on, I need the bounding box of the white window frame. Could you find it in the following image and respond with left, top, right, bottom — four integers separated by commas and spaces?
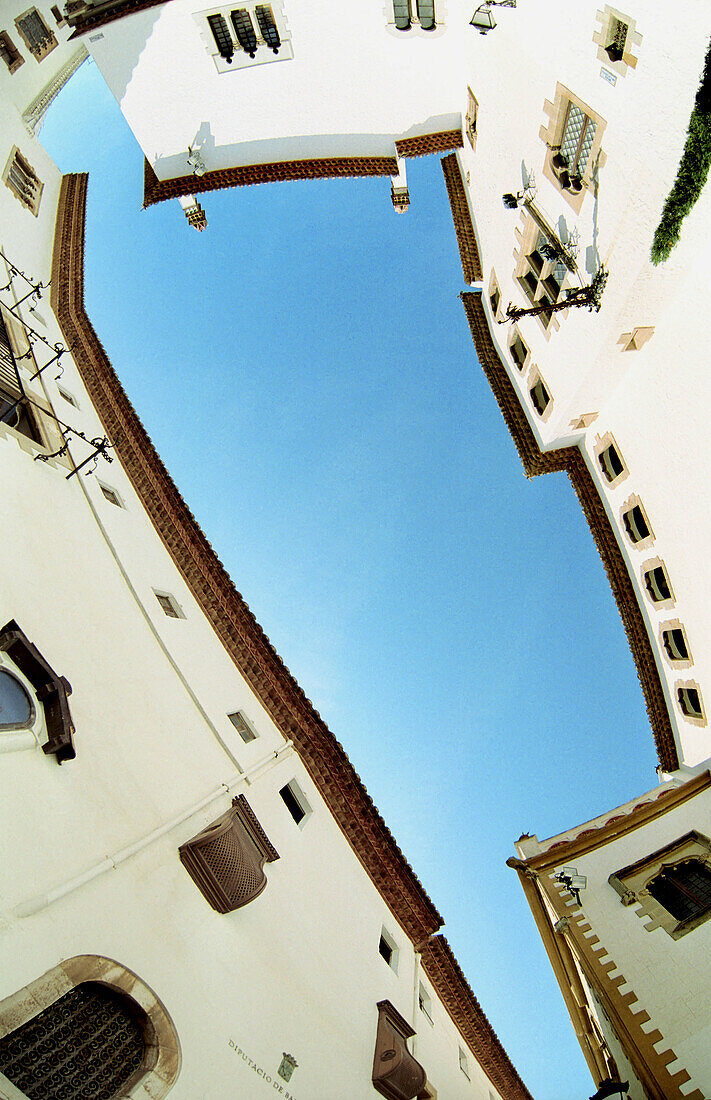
378, 925, 399, 973
227, 709, 259, 743
279, 778, 312, 828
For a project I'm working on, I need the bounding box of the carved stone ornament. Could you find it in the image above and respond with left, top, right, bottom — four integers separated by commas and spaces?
179, 795, 279, 913
372, 1000, 427, 1100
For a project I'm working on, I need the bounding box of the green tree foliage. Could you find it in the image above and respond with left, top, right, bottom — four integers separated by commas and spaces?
651, 40, 711, 264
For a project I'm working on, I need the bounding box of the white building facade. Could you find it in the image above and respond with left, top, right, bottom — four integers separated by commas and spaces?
0, 4, 535, 1099
52, 0, 711, 1095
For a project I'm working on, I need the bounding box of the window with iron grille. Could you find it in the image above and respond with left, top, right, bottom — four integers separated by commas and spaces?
0, 982, 146, 1099
15, 8, 56, 61
559, 102, 596, 180
3, 147, 43, 215
0, 31, 24, 73
648, 860, 711, 924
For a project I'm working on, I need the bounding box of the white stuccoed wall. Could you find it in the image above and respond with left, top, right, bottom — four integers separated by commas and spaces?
0, 60, 512, 1100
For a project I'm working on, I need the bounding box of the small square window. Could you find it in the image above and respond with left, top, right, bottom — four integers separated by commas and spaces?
530, 378, 550, 417
678, 686, 704, 720
598, 442, 624, 482
0, 31, 24, 73
154, 591, 183, 619
458, 1047, 470, 1079
56, 386, 77, 407
378, 926, 399, 972
418, 983, 433, 1024
227, 710, 258, 742
279, 779, 311, 826
510, 332, 528, 370
623, 503, 651, 544
99, 483, 123, 508
644, 565, 672, 604
662, 627, 689, 663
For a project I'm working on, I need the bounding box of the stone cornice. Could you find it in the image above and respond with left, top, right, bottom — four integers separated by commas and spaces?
143, 156, 399, 207
459, 291, 679, 773
51, 172, 442, 948
440, 153, 482, 283
521, 771, 711, 872
421, 935, 534, 1100
395, 130, 463, 158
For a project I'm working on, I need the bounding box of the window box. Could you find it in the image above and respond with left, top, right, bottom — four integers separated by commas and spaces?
540, 84, 606, 210
179, 794, 279, 912
372, 1000, 427, 1100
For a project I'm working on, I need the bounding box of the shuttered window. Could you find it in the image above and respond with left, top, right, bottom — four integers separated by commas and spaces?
15, 9, 56, 60
4, 148, 43, 215
255, 5, 280, 51
231, 9, 257, 57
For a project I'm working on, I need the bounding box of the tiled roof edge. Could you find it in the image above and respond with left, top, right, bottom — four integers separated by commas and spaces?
460, 291, 679, 773
441, 153, 483, 283
421, 935, 535, 1100
143, 156, 399, 207
50, 171, 443, 945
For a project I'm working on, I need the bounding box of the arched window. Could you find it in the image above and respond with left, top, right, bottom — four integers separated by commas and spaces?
0, 670, 34, 730
0, 958, 180, 1099
647, 860, 711, 924
0, 983, 145, 1099
393, 0, 412, 30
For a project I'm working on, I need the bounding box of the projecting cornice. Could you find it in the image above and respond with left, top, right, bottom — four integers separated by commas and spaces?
459, 291, 679, 773
421, 935, 534, 1100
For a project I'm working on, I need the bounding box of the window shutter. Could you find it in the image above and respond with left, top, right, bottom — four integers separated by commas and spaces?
0, 620, 75, 762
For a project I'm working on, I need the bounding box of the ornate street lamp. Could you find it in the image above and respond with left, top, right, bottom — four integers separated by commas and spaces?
470, 0, 516, 34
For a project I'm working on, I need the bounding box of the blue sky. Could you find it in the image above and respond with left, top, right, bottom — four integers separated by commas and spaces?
42, 59, 659, 1099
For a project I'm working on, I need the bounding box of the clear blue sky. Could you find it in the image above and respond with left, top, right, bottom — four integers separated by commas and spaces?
43, 59, 659, 1100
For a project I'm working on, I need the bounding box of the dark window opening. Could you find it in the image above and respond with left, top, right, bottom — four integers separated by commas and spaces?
279, 781, 306, 824
255, 5, 280, 51
378, 935, 393, 965
678, 687, 703, 719
510, 335, 528, 370
50, 5, 66, 26
598, 443, 624, 482
663, 628, 689, 662
207, 13, 234, 62
0, 31, 23, 71
645, 565, 671, 603
490, 286, 500, 315
623, 504, 650, 543
0, 982, 146, 1100
605, 17, 627, 62
530, 379, 550, 416
648, 860, 711, 923
231, 9, 257, 57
